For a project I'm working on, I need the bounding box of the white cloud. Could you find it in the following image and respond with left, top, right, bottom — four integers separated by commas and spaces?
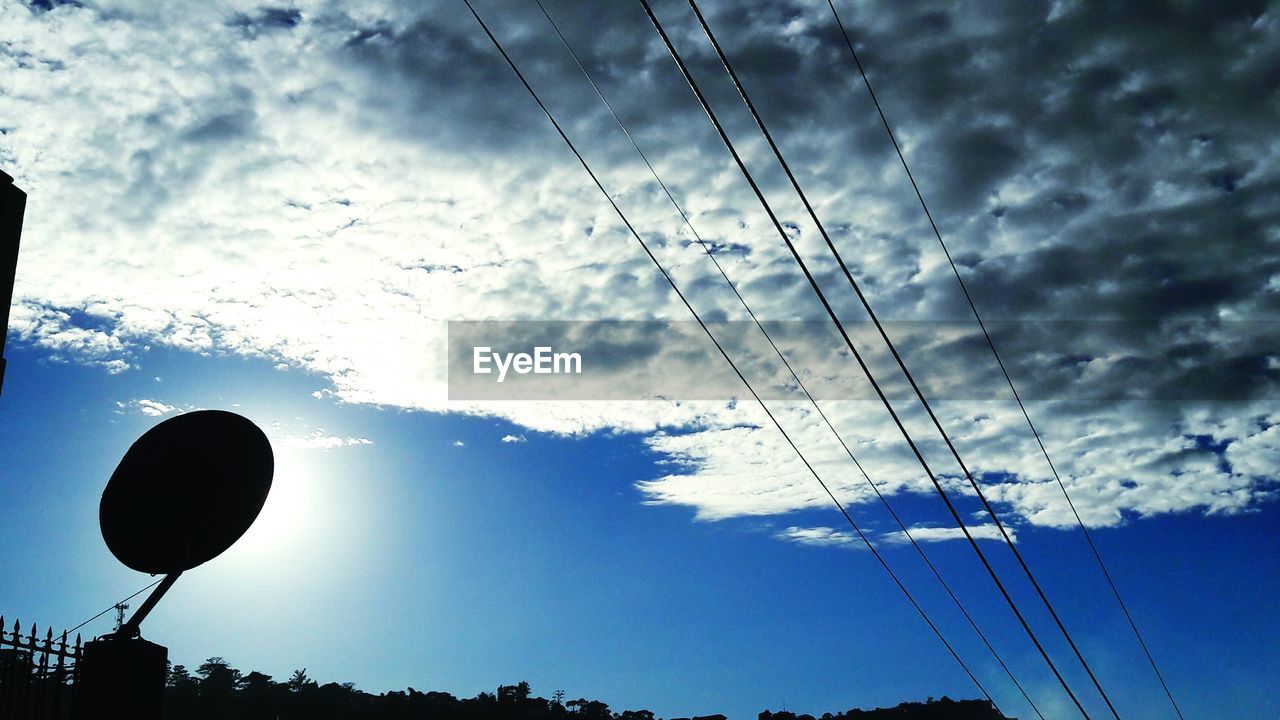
280, 431, 373, 451
452, 440, 465, 447
777, 526, 859, 549
116, 398, 179, 417
1222, 415, 1280, 480
500, 434, 526, 443
101, 359, 131, 375
137, 399, 177, 417
8, 303, 132, 372
885, 524, 1012, 545
3, 0, 1276, 545
782, 522, 1009, 551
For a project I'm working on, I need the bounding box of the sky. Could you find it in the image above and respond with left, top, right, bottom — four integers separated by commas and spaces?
1, 0, 1278, 718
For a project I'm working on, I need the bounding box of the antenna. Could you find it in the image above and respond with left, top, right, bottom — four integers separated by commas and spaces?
112, 603, 130, 632
100, 409, 274, 636
79, 410, 276, 717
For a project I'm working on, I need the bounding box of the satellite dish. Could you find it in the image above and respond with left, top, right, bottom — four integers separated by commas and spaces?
100, 410, 274, 575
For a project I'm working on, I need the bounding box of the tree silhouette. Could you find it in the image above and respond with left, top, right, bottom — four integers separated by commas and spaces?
196, 657, 241, 693
156, 658, 1011, 720
577, 699, 612, 720
499, 681, 532, 703
166, 664, 195, 689
287, 668, 313, 693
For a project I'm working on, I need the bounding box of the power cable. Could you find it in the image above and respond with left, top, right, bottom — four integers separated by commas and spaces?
684, 2, 1132, 717
462, 0, 1001, 709
642, 1, 1099, 715
67, 578, 163, 636
822, 4, 1185, 717
532, 3, 1044, 716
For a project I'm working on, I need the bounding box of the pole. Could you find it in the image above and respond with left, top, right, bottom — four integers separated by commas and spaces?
0, 169, 26, 402
115, 573, 182, 639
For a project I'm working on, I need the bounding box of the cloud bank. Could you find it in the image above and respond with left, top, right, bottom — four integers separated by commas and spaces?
2, 0, 1277, 545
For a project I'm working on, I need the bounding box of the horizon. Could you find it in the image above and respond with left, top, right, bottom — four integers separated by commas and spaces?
2, 1, 1278, 719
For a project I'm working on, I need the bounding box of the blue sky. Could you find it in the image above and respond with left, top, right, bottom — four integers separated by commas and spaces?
3, 337, 1278, 718
3, 0, 1280, 718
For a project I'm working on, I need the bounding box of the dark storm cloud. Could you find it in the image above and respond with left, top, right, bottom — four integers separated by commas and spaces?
659, 0, 1280, 408
325, 2, 682, 166
337, 13, 532, 151
182, 109, 258, 144
24, 0, 81, 12
228, 7, 303, 35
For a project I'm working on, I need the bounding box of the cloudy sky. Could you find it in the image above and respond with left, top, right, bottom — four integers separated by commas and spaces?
1, 0, 1278, 717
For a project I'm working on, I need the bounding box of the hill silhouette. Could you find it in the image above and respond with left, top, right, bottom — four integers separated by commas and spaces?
161, 657, 1013, 720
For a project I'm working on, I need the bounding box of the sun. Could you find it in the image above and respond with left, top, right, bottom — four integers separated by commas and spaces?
226, 447, 317, 563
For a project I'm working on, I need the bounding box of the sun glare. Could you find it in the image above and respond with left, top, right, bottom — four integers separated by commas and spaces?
229, 448, 317, 561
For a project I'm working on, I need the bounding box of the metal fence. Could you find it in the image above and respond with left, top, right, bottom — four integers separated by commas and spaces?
0, 617, 81, 720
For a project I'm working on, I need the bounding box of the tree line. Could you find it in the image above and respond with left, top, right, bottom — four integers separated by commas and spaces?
163, 657, 1009, 720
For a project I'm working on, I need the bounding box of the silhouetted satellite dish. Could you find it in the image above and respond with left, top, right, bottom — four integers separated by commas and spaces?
100, 410, 273, 575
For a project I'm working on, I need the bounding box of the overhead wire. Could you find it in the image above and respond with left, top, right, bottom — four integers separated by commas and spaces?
686, 1, 1136, 712
683, 1, 1129, 716
641, 0, 1103, 716
683, 2, 1127, 715
822, 3, 1185, 717
461, 0, 1002, 710
66, 577, 163, 636
531, 2, 1044, 716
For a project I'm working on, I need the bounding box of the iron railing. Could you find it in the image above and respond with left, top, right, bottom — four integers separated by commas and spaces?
0, 617, 81, 720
